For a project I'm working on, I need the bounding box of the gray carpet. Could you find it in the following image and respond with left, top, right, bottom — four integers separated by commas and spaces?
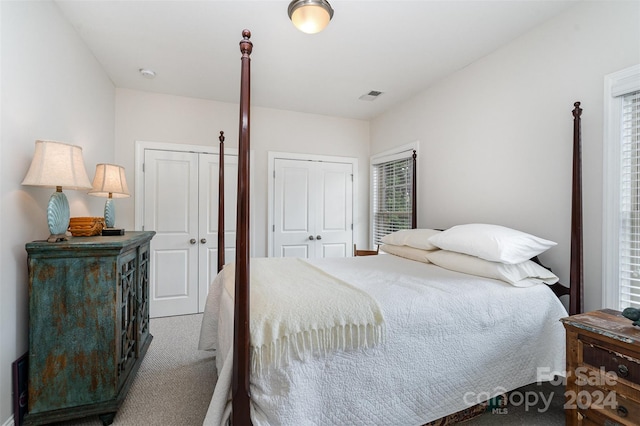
56, 314, 564, 425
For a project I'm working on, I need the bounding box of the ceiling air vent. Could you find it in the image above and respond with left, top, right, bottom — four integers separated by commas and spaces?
359, 90, 384, 101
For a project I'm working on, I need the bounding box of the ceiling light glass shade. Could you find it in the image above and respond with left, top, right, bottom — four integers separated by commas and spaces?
22, 140, 93, 242
89, 163, 130, 228
288, 0, 334, 34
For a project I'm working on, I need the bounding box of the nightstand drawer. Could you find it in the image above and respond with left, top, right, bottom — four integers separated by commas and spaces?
578, 384, 640, 425
583, 343, 640, 386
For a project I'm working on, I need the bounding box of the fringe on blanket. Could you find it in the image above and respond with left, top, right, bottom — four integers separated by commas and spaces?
251, 322, 385, 375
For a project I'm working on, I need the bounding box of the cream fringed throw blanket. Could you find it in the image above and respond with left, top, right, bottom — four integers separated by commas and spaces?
223, 257, 385, 375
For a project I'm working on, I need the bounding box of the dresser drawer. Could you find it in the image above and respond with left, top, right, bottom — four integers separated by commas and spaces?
577, 384, 640, 425
583, 343, 640, 386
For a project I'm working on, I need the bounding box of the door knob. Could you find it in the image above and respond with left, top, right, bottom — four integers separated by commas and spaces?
309, 235, 315, 240
190, 238, 197, 245
200, 238, 207, 244
316, 235, 322, 240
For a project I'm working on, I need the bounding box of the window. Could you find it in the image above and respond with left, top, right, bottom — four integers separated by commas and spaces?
603, 65, 640, 310
370, 144, 417, 245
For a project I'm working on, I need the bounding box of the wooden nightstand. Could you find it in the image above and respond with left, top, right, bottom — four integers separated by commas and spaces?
561, 309, 640, 426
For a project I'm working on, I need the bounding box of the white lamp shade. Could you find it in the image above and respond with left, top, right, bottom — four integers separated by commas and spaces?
89, 163, 130, 198
288, 0, 333, 34
21, 140, 93, 190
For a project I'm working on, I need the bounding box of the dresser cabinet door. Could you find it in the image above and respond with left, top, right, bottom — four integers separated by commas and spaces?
117, 248, 138, 389
28, 254, 118, 413
137, 242, 151, 353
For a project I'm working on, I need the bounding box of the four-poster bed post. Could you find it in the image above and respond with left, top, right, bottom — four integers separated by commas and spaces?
546, 102, 584, 316
412, 149, 417, 229
570, 102, 584, 315
231, 29, 253, 425
220, 28, 584, 423
218, 131, 225, 274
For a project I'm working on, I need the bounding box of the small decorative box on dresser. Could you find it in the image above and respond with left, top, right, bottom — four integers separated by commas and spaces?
561, 309, 640, 426
24, 231, 155, 426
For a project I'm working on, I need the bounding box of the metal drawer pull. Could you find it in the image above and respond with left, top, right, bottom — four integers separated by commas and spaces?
190, 238, 197, 244
617, 364, 629, 377
201, 238, 207, 244
316, 235, 322, 240
309, 235, 315, 240
616, 405, 628, 417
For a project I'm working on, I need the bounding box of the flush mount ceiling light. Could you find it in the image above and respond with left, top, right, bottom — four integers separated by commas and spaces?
139, 68, 156, 79
288, 0, 334, 34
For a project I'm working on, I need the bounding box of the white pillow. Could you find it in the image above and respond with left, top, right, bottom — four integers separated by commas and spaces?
427, 223, 556, 264
426, 250, 560, 287
381, 229, 441, 251
380, 244, 432, 264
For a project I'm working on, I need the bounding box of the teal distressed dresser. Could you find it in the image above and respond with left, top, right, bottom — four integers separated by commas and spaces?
24, 231, 155, 425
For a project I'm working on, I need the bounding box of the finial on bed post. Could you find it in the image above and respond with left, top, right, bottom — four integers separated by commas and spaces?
218, 131, 225, 273
240, 29, 253, 57
232, 29, 253, 426
570, 102, 584, 315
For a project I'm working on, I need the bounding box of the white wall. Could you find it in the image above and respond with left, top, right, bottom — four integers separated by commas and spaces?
114, 88, 371, 256
370, 0, 640, 312
0, 1, 115, 424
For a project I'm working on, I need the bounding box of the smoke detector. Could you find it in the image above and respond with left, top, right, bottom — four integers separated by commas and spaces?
359, 90, 383, 101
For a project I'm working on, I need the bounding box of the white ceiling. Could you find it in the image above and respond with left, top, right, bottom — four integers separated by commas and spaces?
54, 0, 579, 120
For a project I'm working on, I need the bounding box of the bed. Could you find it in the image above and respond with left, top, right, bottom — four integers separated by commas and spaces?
199, 30, 584, 425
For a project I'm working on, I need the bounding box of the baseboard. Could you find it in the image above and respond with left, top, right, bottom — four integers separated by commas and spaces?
2, 415, 15, 426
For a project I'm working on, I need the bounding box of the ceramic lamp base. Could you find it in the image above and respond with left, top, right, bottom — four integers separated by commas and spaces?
104, 198, 115, 228
47, 190, 70, 243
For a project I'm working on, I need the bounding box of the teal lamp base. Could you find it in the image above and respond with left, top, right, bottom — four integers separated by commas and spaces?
102, 198, 125, 236
47, 190, 70, 243
104, 198, 115, 228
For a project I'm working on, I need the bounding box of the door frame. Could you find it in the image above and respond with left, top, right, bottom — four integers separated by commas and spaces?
267, 151, 358, 257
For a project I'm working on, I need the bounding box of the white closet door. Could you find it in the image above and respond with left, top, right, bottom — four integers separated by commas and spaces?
315, 161, 353, 258
273, 159, 315, 257
144, 150, 199, 317
273, 158, 353, 258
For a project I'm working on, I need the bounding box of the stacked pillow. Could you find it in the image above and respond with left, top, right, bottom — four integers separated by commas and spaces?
426, 223, 557, 264
380, 223, 560, 288
380, 228, 441, 263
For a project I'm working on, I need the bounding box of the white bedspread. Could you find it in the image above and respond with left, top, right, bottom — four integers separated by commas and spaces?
199, 254, 567, 425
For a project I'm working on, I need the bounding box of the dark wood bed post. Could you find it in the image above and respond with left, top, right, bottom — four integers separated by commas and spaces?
547, 102, 584, 314
231, 29, 252, 425
570, 102, 584, 315
411, 150, 417, 229
218, 131, 225, 273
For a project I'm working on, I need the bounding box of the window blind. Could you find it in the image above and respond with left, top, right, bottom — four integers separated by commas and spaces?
620, 90, 640, 309
372, 155, 414, 245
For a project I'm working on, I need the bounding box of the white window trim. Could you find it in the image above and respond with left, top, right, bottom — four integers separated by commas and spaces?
602, 64, 640, 309
369, 141, 419, 247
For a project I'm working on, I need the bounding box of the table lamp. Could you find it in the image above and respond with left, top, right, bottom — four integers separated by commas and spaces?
22, 140, 93, 242
89, 163, 130, 235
